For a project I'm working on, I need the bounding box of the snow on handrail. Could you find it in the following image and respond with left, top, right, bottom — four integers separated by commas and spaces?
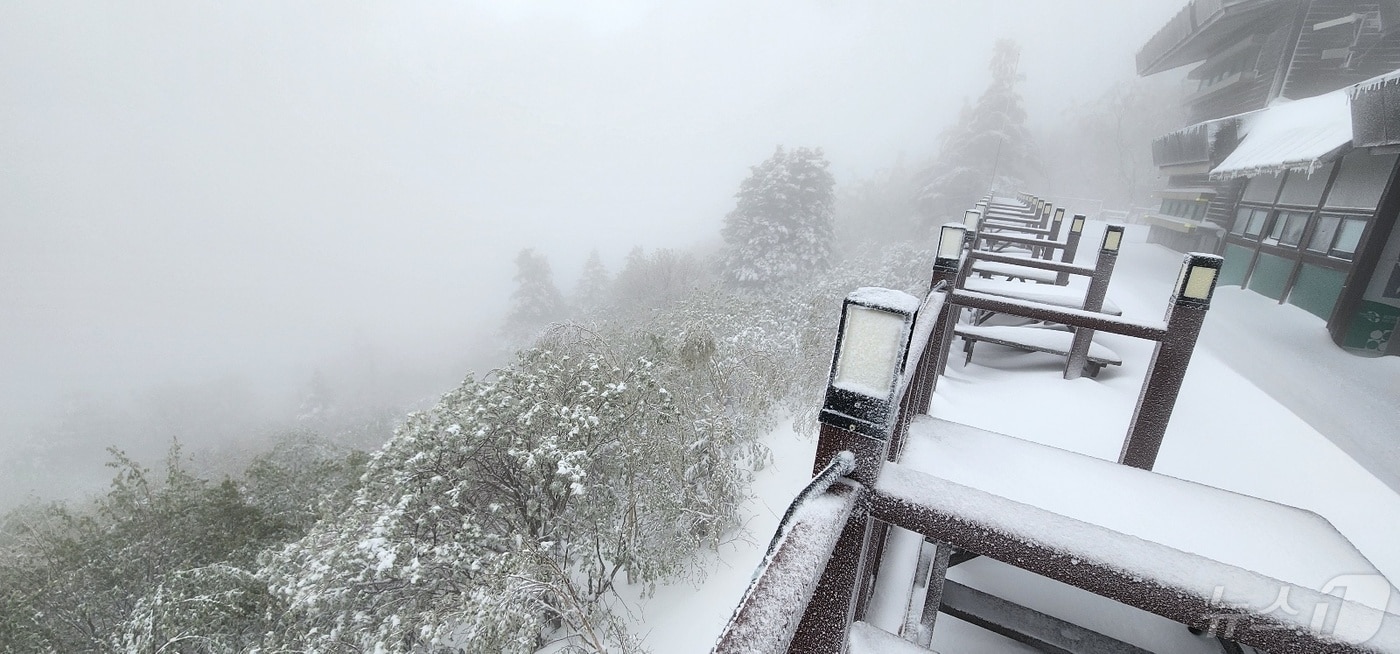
711, 453, 863, 654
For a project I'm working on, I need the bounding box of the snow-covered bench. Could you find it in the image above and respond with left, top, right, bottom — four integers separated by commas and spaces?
870, 416, 1400, 654
962, 277, 1122, 316
969, 258, 1061, 284
953, 324, 1123, 377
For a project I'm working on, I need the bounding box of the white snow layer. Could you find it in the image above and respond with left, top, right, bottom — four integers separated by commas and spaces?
1211, 90, 1353, 179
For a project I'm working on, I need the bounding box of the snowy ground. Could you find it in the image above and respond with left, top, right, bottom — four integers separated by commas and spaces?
618, 223, 1400, 652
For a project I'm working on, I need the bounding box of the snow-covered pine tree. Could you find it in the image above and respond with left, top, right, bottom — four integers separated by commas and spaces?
573, 249, 611, 312
918, 39, 1037, 224
720, 146, 835, 288
504, 248, 564, 336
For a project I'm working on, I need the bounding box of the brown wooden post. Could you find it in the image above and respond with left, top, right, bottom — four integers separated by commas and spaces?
904, 538, 955, 647
786, 485, 874, 654
1064, 225, 1124, 380
1055, 214, 1088, 284
928, 224, 966, 381
1040, 207, 1066, 259
808, 285, 924, 649
1120, 253, 1223, 469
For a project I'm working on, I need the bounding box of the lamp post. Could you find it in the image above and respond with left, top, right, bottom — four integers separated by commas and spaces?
1056, 214, 1089, 283
817, 287, 919, 485
1120, 252, 1223, 470
1041, 207, 1067, 259
962, 209, 982, 247
1064, 225, 1125, 380
927, 224, 967, 382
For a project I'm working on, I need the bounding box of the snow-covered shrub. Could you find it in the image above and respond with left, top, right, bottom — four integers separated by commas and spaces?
261, 345, 747, 653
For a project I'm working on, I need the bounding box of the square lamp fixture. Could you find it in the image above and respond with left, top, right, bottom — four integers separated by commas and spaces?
963, 209, 981, 232
1174, 253, 1224, 307
1053, 207, 1065, 223
1102, 224, 1125, 252
936, 222, 968, 270
1071, 214, 1087, 233
821, 287, 920, 439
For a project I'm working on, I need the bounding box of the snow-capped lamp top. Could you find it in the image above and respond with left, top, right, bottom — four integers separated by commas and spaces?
1173, 253, 1225, 307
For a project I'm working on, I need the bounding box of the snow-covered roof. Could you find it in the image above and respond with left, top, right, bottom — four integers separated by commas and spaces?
1210, 89, 1353, 180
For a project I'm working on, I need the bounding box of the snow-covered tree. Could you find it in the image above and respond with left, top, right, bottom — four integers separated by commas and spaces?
720, 146, 836, 288
611, 247, 707, 313
260, 343, 749, 653
835, 155, 922, 249
0, 444, 288, 653
505, 248, 565, 337
573, 249, 612, 312
918, 39, 1038, 224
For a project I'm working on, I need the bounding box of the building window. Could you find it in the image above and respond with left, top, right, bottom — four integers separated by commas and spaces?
1323, 152, 1397, 210
1333, 217, 1367, 259
1308, 214, 1367, 260
1307, 215, 1340, 253
1265, 210, 1310, 247
1233, 206, 1270, 237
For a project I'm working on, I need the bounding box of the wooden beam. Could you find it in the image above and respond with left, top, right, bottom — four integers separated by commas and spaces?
939, 580, 1153, 654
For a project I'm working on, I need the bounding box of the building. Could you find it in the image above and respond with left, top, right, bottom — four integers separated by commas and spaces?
1137, 0, 1400, 356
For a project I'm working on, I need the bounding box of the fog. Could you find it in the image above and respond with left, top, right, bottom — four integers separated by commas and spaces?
1, 0, 1183, 502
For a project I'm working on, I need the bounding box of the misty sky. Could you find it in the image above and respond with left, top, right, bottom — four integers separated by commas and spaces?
0, 0, 1184, 439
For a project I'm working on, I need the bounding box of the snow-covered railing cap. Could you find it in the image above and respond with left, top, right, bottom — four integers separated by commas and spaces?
1173, 252, 1224, 307
821, 287, 920, 440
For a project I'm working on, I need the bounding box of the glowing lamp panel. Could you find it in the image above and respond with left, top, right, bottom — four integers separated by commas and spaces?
1183, 266, 1218, 300
1103, 229, 1123, 251
832, 305, 906, 398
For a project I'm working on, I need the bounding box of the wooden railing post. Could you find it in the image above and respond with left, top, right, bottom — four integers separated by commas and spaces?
1064, 225, 1124, 380
1040, 208, 1066, 259
929, 225, 966, 381
1055, 214, 1088, 284
1120, 253, 1223, 469
786, 483, 873, 654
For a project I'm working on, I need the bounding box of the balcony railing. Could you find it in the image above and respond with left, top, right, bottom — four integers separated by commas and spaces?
1136, 0, 1278, 75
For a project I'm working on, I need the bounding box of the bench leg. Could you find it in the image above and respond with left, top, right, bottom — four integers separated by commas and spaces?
963, 339, 975, 366
1087, 362, 1102, 378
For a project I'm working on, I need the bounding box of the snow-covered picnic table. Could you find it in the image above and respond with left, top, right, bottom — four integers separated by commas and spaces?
969, 259, 1061, 284
868, 415, 1400, 651
962, 277, 1122, 315
954, 324, 1123, 376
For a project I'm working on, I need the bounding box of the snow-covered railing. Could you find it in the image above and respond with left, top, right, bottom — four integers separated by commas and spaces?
709, 199, 1400, 654
711, 454, 866, 654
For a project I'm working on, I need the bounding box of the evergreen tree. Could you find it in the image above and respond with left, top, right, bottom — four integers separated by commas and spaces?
918, 39, 1037, 224
504, 248, 564, 336
573, 249, 611, 312
720, 146, 836, 288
